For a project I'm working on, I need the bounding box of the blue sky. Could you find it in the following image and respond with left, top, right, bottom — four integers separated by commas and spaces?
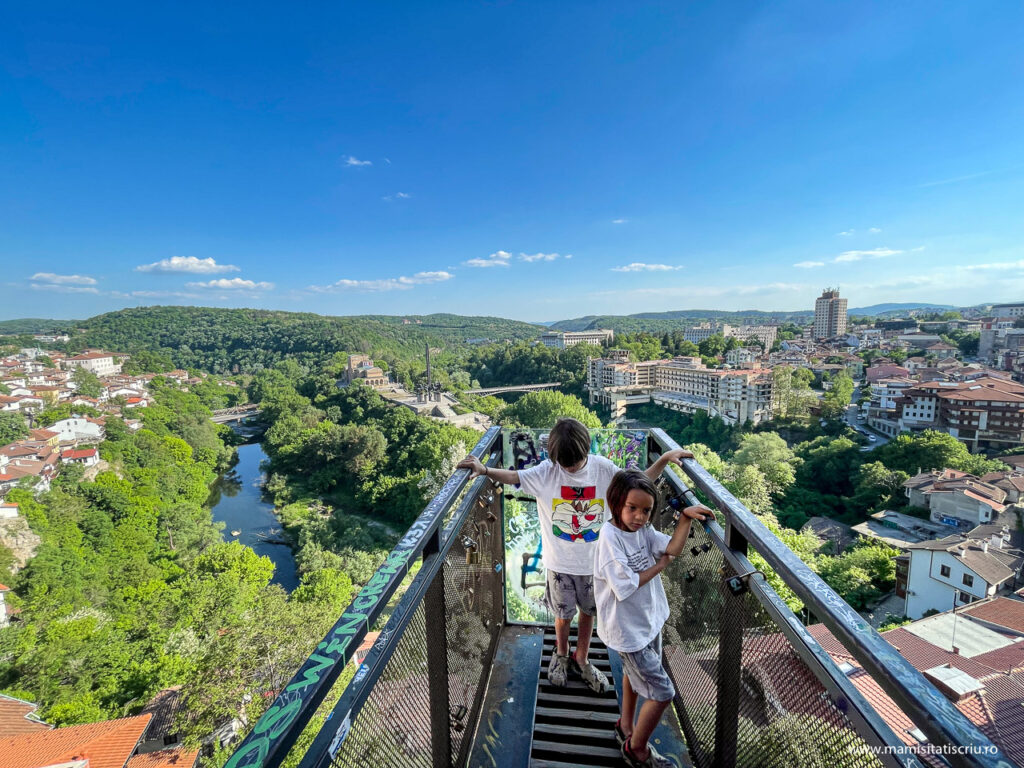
2, 2, 1023, 322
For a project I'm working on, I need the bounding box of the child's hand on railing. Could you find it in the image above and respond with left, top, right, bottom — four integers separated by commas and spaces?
661, 448, 695, 467
681, 505, 711, 522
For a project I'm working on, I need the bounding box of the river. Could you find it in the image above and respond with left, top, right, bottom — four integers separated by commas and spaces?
208, 441, 300, 592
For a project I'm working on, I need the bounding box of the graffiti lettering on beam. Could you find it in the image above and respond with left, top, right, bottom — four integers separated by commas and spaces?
223, 548, 412, 768
226, 438, 491, 768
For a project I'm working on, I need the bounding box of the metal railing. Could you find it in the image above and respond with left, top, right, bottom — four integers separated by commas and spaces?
222, 426, 1013, 768
647, 428, 1012, 768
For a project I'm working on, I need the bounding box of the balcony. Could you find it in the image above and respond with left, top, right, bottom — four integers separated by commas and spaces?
223, 428, 1011, 768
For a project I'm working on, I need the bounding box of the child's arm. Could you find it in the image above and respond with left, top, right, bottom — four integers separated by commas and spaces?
644, 448, 694, 481
635, 554, 673, 588
456, 455, 520, 485
664, 505, 712, 557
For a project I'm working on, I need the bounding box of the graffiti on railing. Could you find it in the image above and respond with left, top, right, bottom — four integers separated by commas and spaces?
222, 453, 485, 768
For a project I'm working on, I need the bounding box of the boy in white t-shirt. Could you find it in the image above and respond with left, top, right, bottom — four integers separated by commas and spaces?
594, 469, 709, 768
457, 419, 691, 693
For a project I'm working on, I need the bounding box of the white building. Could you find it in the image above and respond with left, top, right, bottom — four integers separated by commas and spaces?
683, 323, 730, 344
48, 417, 105, 445
990, 302, 1024, 318
903, 529, 1023, 619
727, 325, 778, 349
725, 347, 759, 368
64, 351, 124, 377
540, 329, 615, 349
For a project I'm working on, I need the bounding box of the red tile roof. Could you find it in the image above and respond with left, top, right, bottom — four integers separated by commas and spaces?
962, 597, 1024, 635
61, 449, 98, 460
0, 694, 50, 737
0, 713, 152, 768
126, 748, 200, 768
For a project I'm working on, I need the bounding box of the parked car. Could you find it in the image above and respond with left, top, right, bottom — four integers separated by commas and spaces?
868, 434, 877, 442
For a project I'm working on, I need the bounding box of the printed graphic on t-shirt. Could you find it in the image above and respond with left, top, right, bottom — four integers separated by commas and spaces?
551, 485, 604, 542
623, 544, 654, 573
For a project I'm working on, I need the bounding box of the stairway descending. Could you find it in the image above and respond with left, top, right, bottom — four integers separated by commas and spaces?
530, 626, 623, 768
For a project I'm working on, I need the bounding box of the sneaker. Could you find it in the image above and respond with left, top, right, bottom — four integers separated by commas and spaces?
571, 657, 609, 693
622, 738, 677, 768
613, 718, 629, 747
547, 653, 570, 687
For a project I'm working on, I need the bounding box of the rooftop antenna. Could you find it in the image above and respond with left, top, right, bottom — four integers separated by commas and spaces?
950, 593, 960, 654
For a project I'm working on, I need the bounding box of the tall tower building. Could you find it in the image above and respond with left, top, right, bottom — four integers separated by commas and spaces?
813, 288, 848, 339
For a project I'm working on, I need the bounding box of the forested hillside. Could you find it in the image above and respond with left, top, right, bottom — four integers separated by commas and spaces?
549, 309, 813, 333
64, 306, 543, 374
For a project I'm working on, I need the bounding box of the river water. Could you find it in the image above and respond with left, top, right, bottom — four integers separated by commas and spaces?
208, 441, 299, 592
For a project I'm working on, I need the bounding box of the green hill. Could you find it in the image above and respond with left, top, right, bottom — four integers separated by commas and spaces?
67, 306, 543, 373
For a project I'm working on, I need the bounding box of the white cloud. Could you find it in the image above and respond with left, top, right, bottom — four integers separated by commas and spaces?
835, 247, 903, 263
794, 261, 825, 268
520, 252, 569, 263
838, 230, 855, 236
31, 272, 97, 286
30, 283, 99, 294
611, 263, 684, 272
612, 218, 628, 224
136, 256, 240, 274
868, 227, 882, 234
309, 271, 453, 293
345, 156, 372, 167
382, 192, 411, 201
187, 278, 275, 290
464, 251, 512, 268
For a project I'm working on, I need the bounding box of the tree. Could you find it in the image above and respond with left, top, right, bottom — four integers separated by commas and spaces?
853, 461, 909, 512
820, 372, 854, 421
71, 367, 103, 398
732, 433, 797, 498
502, 390, 602, 428
0, 412, 29, 444
873, 430, 1003, 476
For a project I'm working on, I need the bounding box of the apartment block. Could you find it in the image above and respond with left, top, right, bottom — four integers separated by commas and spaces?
813, 289, 848, 340
895, 377, 1024, 452
727, 324, 778, 348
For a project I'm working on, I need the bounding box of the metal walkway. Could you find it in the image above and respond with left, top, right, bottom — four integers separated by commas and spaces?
531, 627, 623, 767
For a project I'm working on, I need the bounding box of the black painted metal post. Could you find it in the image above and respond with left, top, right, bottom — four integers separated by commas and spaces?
424, 528, 451, 767
714, 521, 747, 768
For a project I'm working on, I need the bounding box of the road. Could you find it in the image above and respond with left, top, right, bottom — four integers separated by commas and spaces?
844, 380, 891, 452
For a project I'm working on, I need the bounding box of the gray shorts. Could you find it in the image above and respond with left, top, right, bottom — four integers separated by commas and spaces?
621, 634, 675, 702
544, 570, 597, 619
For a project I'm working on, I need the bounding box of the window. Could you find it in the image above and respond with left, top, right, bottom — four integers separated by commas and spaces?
958, 591, 974, 604
940, 565, 951, 577
962, 574, 974, 587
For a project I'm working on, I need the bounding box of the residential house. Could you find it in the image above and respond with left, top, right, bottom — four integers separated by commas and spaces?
0, 583, 9, 628
904, 469, 1007, 529
0, 693, 49, 736
903, 526, 1023, 618
866, 364, 910, 383
0, 713, 199, 768
980, 471, 1024, 506
60, 448, 98, 467
48, 417, 105, 445
809, 612, 1024, 765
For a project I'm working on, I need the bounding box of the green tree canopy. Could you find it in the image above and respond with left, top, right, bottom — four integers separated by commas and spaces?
501, 390, 602, 429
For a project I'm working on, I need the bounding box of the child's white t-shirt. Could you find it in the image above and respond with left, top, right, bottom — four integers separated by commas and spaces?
517, 455, 620, 576
594, 521, 671, 653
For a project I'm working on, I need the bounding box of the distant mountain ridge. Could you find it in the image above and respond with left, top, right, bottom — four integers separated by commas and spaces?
547, 303, 961, 333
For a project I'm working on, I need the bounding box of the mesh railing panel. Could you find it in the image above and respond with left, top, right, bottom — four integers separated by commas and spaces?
327, 480, 504, 768
658, 516, 884, 768
329, 602, 433, 768
442, 488, 504, 763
